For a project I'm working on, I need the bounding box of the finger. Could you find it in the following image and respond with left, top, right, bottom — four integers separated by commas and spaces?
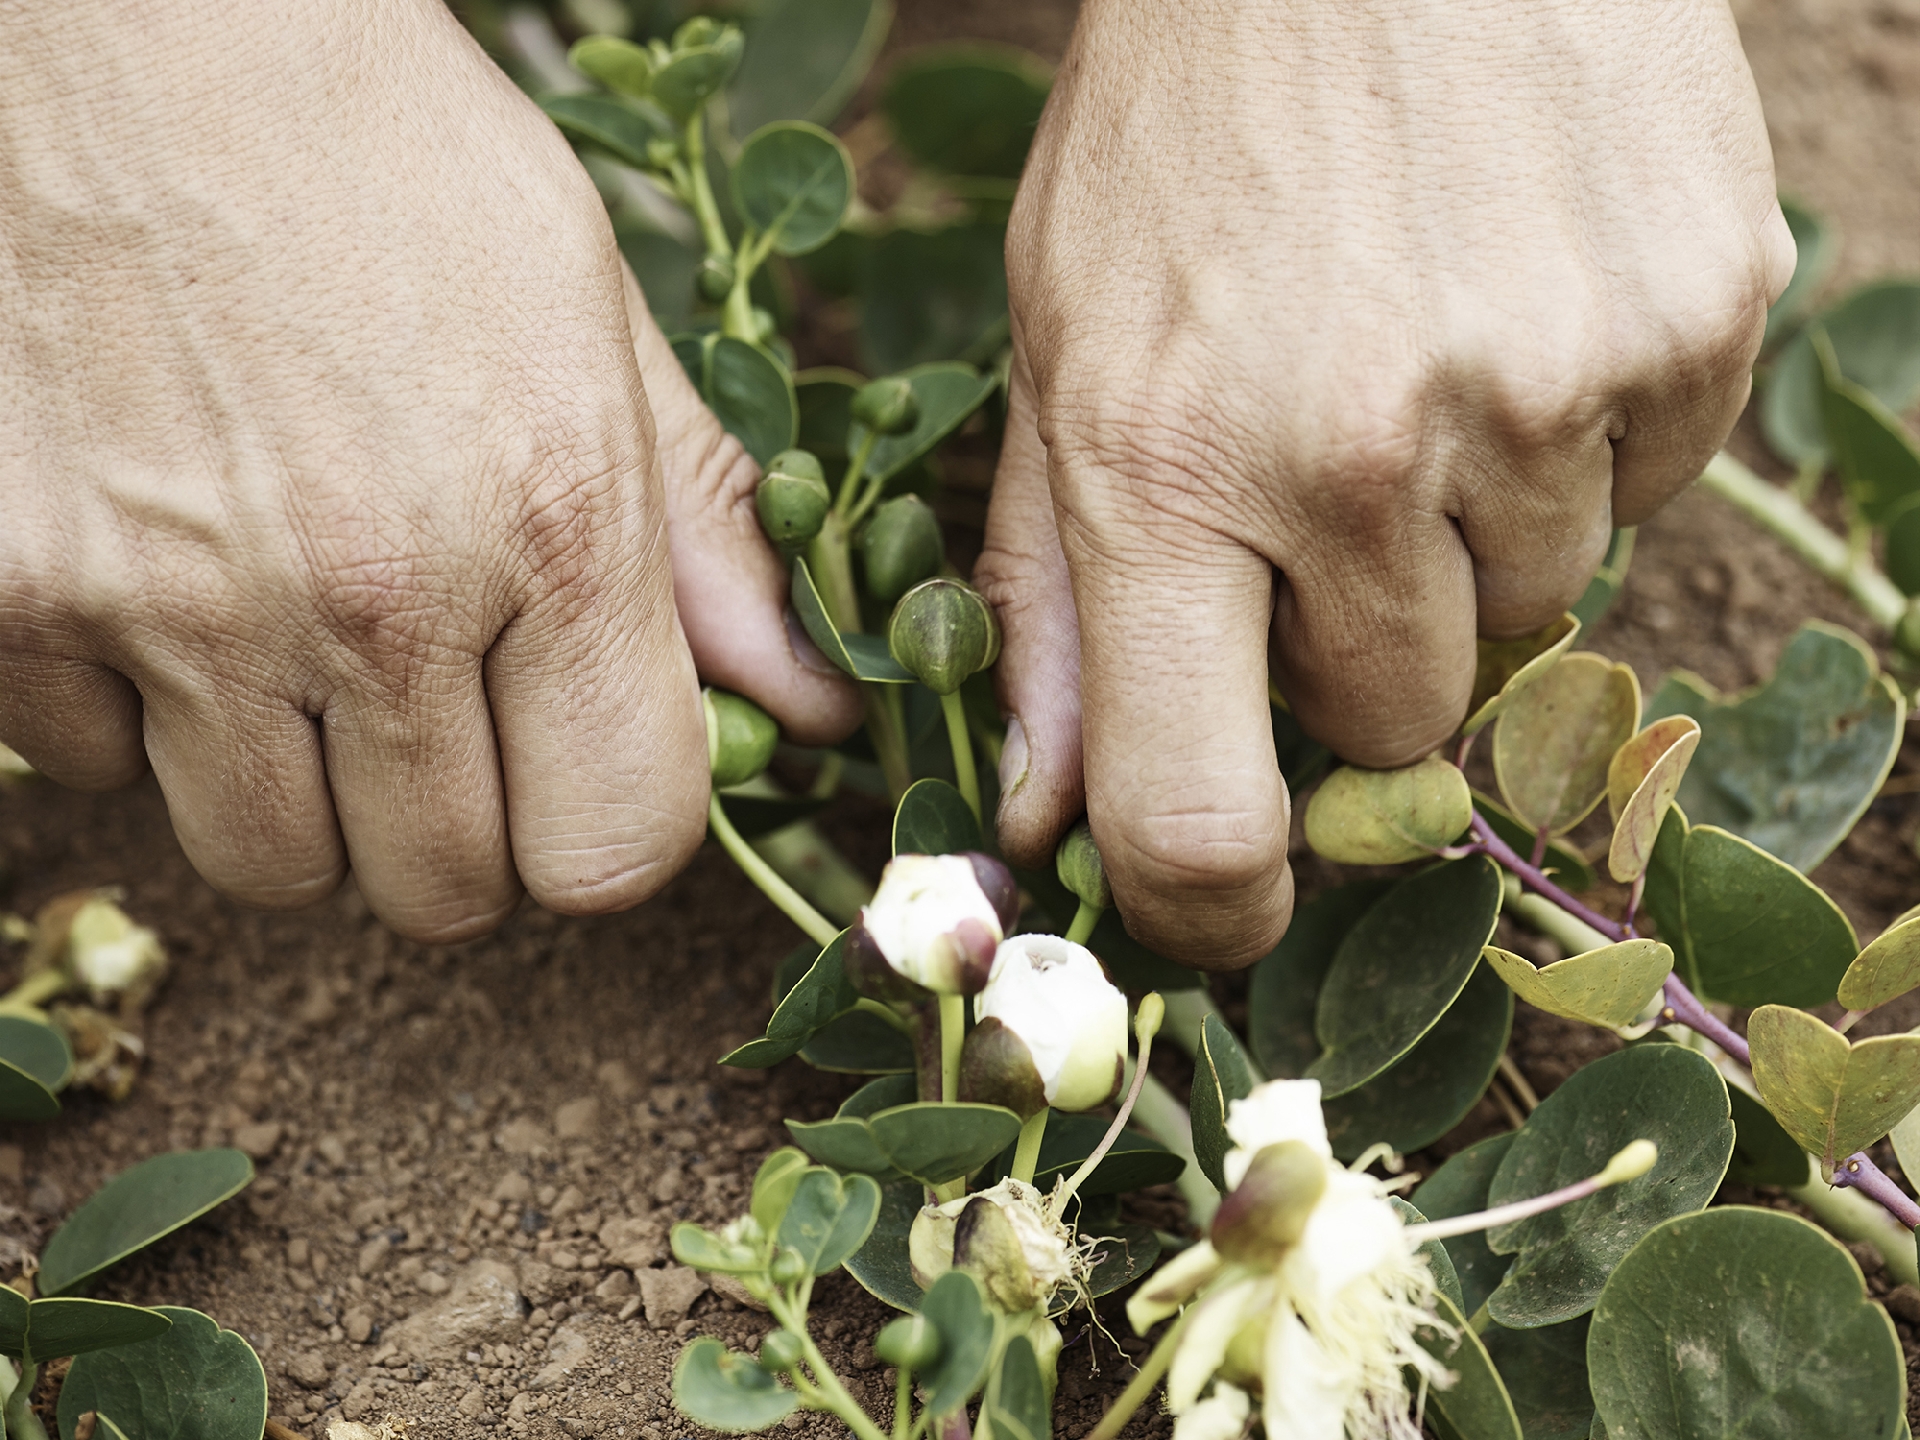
624, 266, 861, 745
1268, 451, 1478, 770
1044, 397, 1292, 969
1609, 311, 1765, 527
0, 653, 146, 791
139, 679, 347, 909
974, 349, 1084, 870
487, 345, 710, 919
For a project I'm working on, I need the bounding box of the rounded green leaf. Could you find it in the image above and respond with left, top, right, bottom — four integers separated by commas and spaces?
789, 557, 914, 683
919, 1270, 994, 1417
540, 93, 670, 170
0, 1056, 60, 1124
1748, 1003, 1920, 1170
1086, 1221, 1162, 1299
881, 43, 1051, 179
856, 363, 999, 485
56, 1307, 265, 1440
24, 1298, 169, 1365
0, 1017, 71, 1093
1249, 881, 1396, 1077
1763, 197, 1835, 352
1303, 754, 1472, 865
733, 122, 854, 257
567, 36, 657, 99
1725, 1083, 1809, 1188
722, 930, 856, 1069
1483, 940, 1672, 1031
977, 1114, 1182, 1196
1412, 1132, 1517, 1319
1482, 1316, 1594, 1440
776, 1169, 883, 1275
651, 35, 746, 123
800, 1011, 915, 1075
672, 1337, 799, 1432
729, 0, 891, 132
672, 333, 798, 467
1189, 1014, 1255, 1191
0, 1284, 26, 1358
892, 778, 981, 856
1419, 1293, 1523, 1440
1643, 621, 1904, 874
1838, 913, 1920, 1010
40, 1151, 253, 1297
1588, 1208, 1904, 1438
1492, 652, 1640, 836
1820, 346, 1920, 525
1604, 716, 1699, 884
867, 1103, 1023, 1186
1463, 614, 1580, 735
1761, 280, 1920, 466
844, 1179, 924, 1311
859, 222, 1009, 373
1486, 1044, 1732, 1328
987, 1333, 1051, 1440
1307, 856, 1502, 1098
784, 1116, 899, 1178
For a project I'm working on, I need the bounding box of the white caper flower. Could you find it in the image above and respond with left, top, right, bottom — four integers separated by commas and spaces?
66, 896, 167, 1004
1128, 1079, 1449, 1440
847, 853, 1015, 999
962, 935, 1128, 1116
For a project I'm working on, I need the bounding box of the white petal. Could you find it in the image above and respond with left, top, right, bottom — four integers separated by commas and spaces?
862, 854, 1001, 989
1261, 1304, 1348, 1440
975, 936, 1127, 1109
1172, 1384, 1250, 1440
1168, 1277, 1269, 1413
1287, 1167, 1408, 1306
1126, 1241, 1223, 1334
1222, 1080, 1330, 1189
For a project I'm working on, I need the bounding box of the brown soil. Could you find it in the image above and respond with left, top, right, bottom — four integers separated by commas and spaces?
5, 1, 1920, 1437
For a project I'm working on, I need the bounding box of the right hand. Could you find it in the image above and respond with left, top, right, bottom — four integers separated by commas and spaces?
0, 0, 858, 940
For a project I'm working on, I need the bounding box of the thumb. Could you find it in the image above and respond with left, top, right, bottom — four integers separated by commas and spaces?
622, 266, 862, 744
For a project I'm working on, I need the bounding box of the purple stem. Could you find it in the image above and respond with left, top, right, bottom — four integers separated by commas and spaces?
1832, 1153, 1920, 1228
1469, 812, 1627, 942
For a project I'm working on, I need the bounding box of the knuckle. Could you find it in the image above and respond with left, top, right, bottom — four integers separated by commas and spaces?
1103, 798, 1285, 901
1039, 370, 1248, 519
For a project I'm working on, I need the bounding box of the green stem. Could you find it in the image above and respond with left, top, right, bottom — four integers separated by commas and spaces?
1063, 900, 1100, 947
892, 1363, 914, 1440
808, 515, 913, 800
1010, 1109, 1048, 1185
768, 1297, 889, 1440
856, 997, 913, 1034
835, 430, 881, 520
941, 691, 980, 822
751, 820, 873, 926
3, 1361, 46, 1440
682, 112, 732, 265
709, 796, 839, 948
1085, 1310, 1190, 1440
939, 993, 965, 1104
0, 969, 67, 1017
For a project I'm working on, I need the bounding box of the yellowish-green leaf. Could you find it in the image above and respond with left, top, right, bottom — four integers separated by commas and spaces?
1837, 915, 1920, 1011
1748, 1004, 1920, 1171
1482, 940, 1673, 1030
1606, 717, 1700, 883
1303, 755, 1471, 865
1492, 652, 1640, 836
1462, 614, 1580, 735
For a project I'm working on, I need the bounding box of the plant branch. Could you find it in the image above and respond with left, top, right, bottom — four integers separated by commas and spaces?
1064, 900, 1101, 947
1084, 1310, 1190, 1440
941, 691, 981, 822
1011, 1109, 1048, 1186
708, 796, 839, 948
939, 994, 965, 1104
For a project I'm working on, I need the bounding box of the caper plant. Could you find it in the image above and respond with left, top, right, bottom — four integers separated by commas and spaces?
532, 10, 1920, 1439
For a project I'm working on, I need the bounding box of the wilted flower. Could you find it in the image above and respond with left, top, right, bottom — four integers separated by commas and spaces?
961, 935, 1127, 1117
64, 895, 168, 1011
54, 1003, 146, 1101
909, 1177, 1080, 1313
1127, 1079, 1448, 1440
846, 853, 1016, 1000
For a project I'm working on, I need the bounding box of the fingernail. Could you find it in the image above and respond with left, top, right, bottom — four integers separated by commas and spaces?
785, 606, 841, 676
998, 715, 1029, 800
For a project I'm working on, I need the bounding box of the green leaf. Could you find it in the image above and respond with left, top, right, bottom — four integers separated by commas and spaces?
1747, 1003, 1920, 1170
988, 1115, 1183, 1196
795, 367, 861, 465
1569, 528, 1635, 634
56, 1307, 265, 1440
753, 1146, 814, 1233
1492, 653, 1640, 837
1463, 615, 1580, 735
1762, 280, 1920, 466
1392, 1197, 1465, 1316
1603, 717, 1699, 885
23, 1298, 170, 1365
541, 94, 669, 169
1645, 613, 1904, 875
844, 1179, 924, 1311
1485, 1045, 1733, 1328
799, 1010, 916, 1075
1482, 1316, 1594, 1440
1887, 492, 1920, 597
673, 333, 798, 467
1482, 941, 1672, 1031
880, 44, 1052, 180
1189, 1014, 1255, 1191
0, 1054, 60, 1123
988, 1333, 1051, 1440
1764, 198, 1835, 352
867, 1103, 1023, 1186
892, 778, 981, 855
856, 363, 1000, 485
651, 36, 745, 124
1411, 1133, 1517, 1319
859, 223, 1009, 373
733, 123, 854, 257
919, 1270, 995, 1417
40, 1151, 253, 1297
1820, 335, 1920, 525
1303, 755, 1472, 865
0, 1283, 22, 1359
1308, 857, 1502, 1098
1647, 820, 1858, 1008
1419, 1293, 1523, 1440
1724, 1083, 1809, 1188
1084, 1222, 1161, 1300
1838, 913, 1920, 1010
1249, 881, 1396, 1078
721, 930, 857, 1069
0, 1018, 71, 1093
776, 1169, 883, 1275
1588, 1208, 1904, 1438
786, 1111, 901, 1178
671, 1223, 765, 1276
672, 1337, 799, 1432
789, 557, 915, 683
729, 0, 891, 132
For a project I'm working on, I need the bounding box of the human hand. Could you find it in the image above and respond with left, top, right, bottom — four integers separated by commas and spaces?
0, 0, 856, 940
976, 0, 1792, 967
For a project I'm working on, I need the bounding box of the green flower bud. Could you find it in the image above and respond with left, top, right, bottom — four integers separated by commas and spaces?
750, 307, 778, 346
755, 449, 831, 556
696, 252, 735, 303
874, 1314, 943, 1372
768, 1247, 809, 1287
1054, 819, 1110, 911
671, 15, 728, 51
887, 578, 1001, 695
852, 377, 919, 436
1209, 1139, 1327, 1266
758, 1329, 806, 1374
567, 35, 653, 98
1898, 597, 1920, 663
860, 495, 944, 606
705, 688, 779, 788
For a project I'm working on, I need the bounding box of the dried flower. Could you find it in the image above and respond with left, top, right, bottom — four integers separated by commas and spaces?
65, 896, 167, 1011
909, 1177, 1080, 1313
